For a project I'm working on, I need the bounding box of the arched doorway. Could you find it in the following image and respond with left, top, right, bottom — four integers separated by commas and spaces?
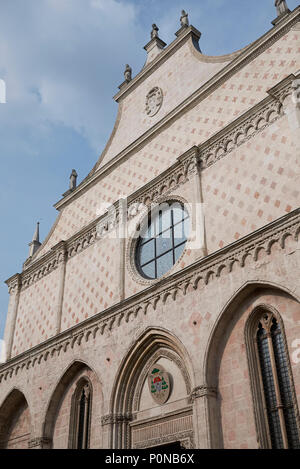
109, 328, 195, 449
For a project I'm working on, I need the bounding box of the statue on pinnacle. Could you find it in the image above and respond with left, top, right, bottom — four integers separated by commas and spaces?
180, 10, 189, 28
124, 64, 132, 83
275, 0, 289, 17
151, 24, 159, 39
69, 169, 78, 191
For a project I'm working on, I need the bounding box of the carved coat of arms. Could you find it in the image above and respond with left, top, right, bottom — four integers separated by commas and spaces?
148, 364, 171, 405
145, 87, 163, 117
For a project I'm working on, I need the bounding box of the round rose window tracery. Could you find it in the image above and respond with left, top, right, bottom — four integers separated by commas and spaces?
135, 202, 190, 280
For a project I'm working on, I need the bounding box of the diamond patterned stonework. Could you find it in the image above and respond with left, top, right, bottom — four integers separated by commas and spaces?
1, 7, 300, 451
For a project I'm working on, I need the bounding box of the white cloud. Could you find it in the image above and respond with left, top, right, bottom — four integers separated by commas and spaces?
0, 0, 139, 151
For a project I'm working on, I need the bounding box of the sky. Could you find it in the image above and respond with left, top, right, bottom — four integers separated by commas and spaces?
0, 0, 299, 339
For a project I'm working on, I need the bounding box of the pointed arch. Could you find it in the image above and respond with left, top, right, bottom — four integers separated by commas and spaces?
109, 327, 195, 449
204, 280, 300, 388
203, 280, 300, 449
43, 359, 102, 449
111, 327, 194, 414
68, 376, 93, 449
245, 305, 300, 449
0, 388, 32, 449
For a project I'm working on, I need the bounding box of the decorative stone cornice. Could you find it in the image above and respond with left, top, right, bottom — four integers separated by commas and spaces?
200, 73, 297, 169
5, 274, 22, 295
54, 7, 300, 212
272, 10, 291, 27
1, 208, 299, 382
127, 145, 199, 218
20, 241, 68, 291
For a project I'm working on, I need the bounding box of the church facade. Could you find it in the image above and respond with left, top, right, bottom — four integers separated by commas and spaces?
1, 4, 300, 450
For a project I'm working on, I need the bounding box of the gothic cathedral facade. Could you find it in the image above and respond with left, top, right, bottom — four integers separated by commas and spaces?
1, 5, 300, 450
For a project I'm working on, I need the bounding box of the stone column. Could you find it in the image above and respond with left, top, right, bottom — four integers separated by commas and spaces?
101, 414, 114, 449
4, 274, 22, 360
102, 413, 132, 449
52, 241, 67, 335
118, 199, 127, 302
81, 385, 91, 449
178, 147, 208, 261
190, 385, 219, 449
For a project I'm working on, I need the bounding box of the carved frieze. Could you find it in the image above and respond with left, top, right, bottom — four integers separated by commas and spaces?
131, 413, 193, 449
133, 431, 194, 450
200, 73, 297, 169
200, 98, 281, 169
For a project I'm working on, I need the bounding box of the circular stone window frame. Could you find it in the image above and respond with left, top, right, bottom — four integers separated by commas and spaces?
145, 87, 163, 117
126, 195, 192, 287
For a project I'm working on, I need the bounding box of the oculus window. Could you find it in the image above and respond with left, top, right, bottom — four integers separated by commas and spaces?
136, 202, 190, 279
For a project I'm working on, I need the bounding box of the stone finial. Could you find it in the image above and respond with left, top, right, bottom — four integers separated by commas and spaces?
151, 24, 159, 39
32, 222, 40, 244
124, 64, 132, 83
69, 169, 78, 191
275, 0, 289, 17
28, 222, 41, 257
180, 10, 189, 27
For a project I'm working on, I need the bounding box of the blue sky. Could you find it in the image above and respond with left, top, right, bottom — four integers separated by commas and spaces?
0, 0, 299, 339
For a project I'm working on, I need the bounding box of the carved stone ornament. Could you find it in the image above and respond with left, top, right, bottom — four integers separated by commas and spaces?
275, 0, 289, 17
28, 437, 52, 449
145, 87, 163, 117
148, 363, 171, 405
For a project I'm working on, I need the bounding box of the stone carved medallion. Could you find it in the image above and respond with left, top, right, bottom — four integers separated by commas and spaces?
148, 364, 171, 405
145, 87, 163, 117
